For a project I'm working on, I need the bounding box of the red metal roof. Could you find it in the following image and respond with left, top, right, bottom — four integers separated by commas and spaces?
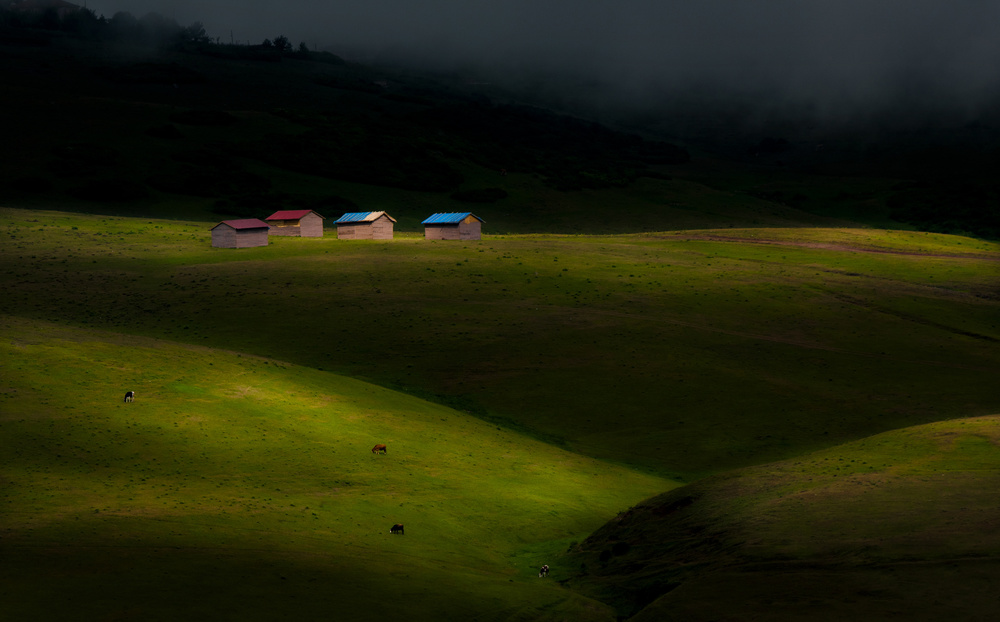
212, 218, 270, 231
266, 209, 322, 221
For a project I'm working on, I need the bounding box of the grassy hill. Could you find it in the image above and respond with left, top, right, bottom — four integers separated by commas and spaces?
3, 211, 996, 619
2, 208, 998, 481
0, 315, 671, 620
565, 415, 1000, 620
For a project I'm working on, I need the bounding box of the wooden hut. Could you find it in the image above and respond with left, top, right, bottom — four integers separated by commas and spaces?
211, 219, 270, 248
334, 211, 397, 240
265, 209, 325, 237
422, 213, 484, 240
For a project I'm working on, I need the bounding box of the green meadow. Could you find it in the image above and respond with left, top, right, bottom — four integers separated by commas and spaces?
3, 208, 997, 479
1, 207, 999, 619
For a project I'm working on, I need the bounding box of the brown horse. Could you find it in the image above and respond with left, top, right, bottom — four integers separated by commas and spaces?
371, 444, 387, 454
390, 523, 404, 535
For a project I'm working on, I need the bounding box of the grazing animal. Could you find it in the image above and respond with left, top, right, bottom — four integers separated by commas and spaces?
372, 444, 387, 454
538, 564, 549, 578
124, 391, 135, 403
390, 523, 404, 535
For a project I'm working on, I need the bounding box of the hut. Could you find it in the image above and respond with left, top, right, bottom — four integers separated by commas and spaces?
211, 219, 270, 248
334, 211, 397, 240
422, 213, 484, 240
265, 209, 325, 237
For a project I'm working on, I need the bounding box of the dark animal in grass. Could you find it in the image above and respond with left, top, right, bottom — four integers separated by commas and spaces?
124, 391, 135, 403
390, 523, 404, 535
538, 564, 549, 578
372, 444, 387, 454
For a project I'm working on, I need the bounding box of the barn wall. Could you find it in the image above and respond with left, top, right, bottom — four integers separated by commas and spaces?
458, 218, 482, 240
338, 223, 371, 239
300, 213, 324, 237
268, 221, 300, 237
424, 224, 461, 240
235, 229, 269, 248
212, 226, 238, 248
371, 215, 394, 239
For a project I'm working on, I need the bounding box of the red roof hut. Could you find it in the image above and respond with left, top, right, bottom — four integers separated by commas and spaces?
265, 209, 325, 237
211, 218, 270, 248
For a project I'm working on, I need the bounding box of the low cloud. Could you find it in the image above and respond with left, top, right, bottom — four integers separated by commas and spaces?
87, 1, 1000, 128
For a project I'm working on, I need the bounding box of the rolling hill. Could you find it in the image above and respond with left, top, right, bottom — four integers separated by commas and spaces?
0, 315, 670, 620
566, 416, 1000, 620
2, 16, 1000, 621
2, 208, 998, 619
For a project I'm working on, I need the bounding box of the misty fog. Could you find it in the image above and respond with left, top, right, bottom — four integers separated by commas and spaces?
85, 1, 1000, 138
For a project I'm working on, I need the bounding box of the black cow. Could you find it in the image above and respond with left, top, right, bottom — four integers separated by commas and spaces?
389, 523, 404, 535
124, 391, 135, 403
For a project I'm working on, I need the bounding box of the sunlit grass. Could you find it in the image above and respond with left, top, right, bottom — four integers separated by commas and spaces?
2, 208, 999, 479
0, 316, 669, 619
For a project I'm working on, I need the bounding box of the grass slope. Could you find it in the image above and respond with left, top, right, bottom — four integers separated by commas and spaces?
566, 416, 1000, 620
2, 208, 998, 480
0, 315, 671, 620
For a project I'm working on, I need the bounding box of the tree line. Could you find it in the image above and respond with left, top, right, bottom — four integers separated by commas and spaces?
0, 4, 308, 55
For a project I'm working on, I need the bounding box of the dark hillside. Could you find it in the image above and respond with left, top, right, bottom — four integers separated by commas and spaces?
0, 24, 698, 229
3, 10, 999, 237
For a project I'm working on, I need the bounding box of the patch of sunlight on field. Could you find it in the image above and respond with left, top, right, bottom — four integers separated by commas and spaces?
0, 315, 672, 620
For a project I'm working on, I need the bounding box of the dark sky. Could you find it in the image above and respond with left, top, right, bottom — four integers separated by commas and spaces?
86, 1, 1000, 117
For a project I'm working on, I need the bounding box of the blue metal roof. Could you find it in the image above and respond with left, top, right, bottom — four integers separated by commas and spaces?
421, 212, 484, 224
335, 212, 376, 224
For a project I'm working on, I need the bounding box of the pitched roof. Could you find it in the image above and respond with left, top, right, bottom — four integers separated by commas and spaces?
421, 212, 484, 225
265, 209, 323, 221
334, 211, 397, 224
211, 218, 270, 231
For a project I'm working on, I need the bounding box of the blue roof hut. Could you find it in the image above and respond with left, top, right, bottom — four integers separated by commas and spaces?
422, 213, 484, 240
334, 211, 396, 240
